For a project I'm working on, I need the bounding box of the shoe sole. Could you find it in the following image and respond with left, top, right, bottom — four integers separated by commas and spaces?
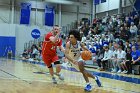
96, 80, 102, 87
84, 88, 92, 92
59, 77, 64, 80
95, 76, 102, 87
52, 78, 57, 84
53, 82, 57, 84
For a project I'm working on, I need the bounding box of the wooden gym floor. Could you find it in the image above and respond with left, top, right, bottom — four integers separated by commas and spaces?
0, 58, 140, 93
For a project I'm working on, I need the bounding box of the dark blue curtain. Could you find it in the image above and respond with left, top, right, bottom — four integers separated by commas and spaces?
45, 6, 54, 26
134, 0, 140, 11
20, 3, 31, 24
101, 0, 106, 3
94, 0, 100, 5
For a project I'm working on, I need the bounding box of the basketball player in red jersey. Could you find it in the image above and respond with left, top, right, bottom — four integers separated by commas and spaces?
42, 25, 65, 84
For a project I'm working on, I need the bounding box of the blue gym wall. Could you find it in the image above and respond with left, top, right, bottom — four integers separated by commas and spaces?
0, 24, 16, 57
0, 36, 16, 57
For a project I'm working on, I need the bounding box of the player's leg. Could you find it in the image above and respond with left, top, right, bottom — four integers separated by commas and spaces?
48, 64, 57, 84
78, 61, 102, 88
42, 55, 57, 84
52, 56, 64, 80
54, 61, 61, 74
77, 61, 92, 91
54, 61, 64, 80
121, 62, 128, 73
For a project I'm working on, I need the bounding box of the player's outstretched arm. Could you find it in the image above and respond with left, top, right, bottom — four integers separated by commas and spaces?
59, 45, 65, 53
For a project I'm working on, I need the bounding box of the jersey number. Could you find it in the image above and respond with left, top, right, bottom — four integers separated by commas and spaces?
74, 53, 77, 57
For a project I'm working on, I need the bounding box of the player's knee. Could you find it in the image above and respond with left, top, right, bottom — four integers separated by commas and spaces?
78, 61, 84, 66
48, 64, 52, 68
79, 66, 84, 72
78, 62, 85, 72
54, 61, 61, 65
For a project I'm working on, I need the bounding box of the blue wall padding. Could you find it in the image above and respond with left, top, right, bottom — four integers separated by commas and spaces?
134, 0, 140, 11
0, 36, 16, 57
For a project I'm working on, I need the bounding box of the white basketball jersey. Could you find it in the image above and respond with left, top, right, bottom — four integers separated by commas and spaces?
68, 41, 81, 60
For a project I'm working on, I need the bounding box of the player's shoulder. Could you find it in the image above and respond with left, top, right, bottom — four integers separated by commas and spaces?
46, 32, 52, 36
45, 32, 53, 38
78, 41, 84, 45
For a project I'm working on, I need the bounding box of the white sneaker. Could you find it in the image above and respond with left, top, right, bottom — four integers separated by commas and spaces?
111, 69, 116, 73
97, 67, 101, 70
117, 70, 122, 73
52, 77, 57, 84
124, 71, 128, 74
121, 70, 126, 74
56, 73, 64, 80
59, 74, 64, 80
61, 62, 68, 69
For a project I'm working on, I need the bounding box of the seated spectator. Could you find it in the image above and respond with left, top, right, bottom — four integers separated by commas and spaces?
124, 26, 131, 40
111, 43, 119, 73
119, 26, 129, 41
22, 49, 29, 59
118, 40, 125, 50
134, 15, 139, 26
131, 46, 140, 65
100, 46, 113, 71
124, 40, 131, 52
121, 47, 132, 74
130, 22, 138, 38
114, 31, 120, 39
130, 40, 139, 50
96, 47, 105, 71
89, 44, 96, 54
7, 46, 12, 59
31, 44, 39, 59
38, 41, 42, 54
116, 46, 126, 73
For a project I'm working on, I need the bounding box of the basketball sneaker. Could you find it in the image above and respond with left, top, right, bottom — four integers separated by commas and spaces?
95, 76, 102, 87
52, 77, 57, 84
58, 74, 64, 80
84, 83, 92, 92
56, 73, 64, 80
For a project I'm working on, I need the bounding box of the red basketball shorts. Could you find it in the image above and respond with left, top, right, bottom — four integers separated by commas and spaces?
42, 54, 59, 67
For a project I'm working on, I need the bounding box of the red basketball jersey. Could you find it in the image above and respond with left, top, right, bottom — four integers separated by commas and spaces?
42, 32, 62, 56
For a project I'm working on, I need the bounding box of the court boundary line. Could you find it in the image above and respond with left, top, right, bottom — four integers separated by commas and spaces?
0, 68, 32, 84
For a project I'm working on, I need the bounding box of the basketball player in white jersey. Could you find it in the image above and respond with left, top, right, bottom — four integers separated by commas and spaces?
64, 29, 102, 92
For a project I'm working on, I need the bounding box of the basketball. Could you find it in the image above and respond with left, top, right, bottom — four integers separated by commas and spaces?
81, 51, 92, 61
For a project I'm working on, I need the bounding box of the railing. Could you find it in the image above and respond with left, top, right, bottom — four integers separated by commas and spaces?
0, 15, 9, 23
23, 20, 77, 56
